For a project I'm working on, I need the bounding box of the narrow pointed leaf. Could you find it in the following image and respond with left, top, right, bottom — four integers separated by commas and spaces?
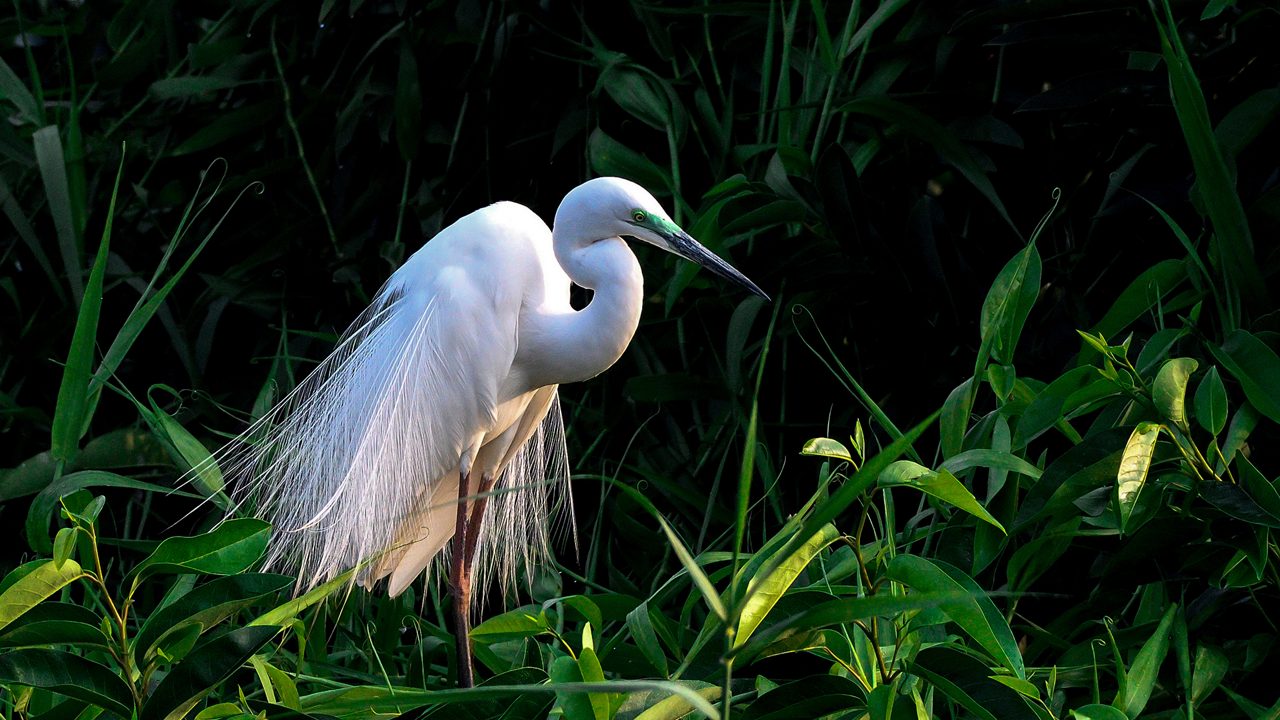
1114, 603, 1177, 718
735, 523, 840, 648
657, 516, 726, 621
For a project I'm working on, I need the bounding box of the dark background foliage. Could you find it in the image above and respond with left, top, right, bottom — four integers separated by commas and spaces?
2, 0, 1279, 717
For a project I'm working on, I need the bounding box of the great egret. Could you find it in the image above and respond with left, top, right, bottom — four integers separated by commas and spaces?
222, 176, 767, 686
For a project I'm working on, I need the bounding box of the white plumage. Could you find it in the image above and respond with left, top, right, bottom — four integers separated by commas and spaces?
214, 177, 765, 684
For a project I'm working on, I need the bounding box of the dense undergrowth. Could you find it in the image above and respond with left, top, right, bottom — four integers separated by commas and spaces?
2, 1, 1279, 718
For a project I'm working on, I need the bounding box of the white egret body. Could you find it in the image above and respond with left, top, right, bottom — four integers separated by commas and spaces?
224, 177, 766, 685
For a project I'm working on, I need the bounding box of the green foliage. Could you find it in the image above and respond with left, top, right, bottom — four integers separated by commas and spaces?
2, 0, 1279, 719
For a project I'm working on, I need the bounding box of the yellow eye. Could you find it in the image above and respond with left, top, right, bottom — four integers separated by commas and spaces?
632, 210, 646, 223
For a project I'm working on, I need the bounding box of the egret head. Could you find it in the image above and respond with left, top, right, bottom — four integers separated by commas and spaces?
555, 177, 769, 300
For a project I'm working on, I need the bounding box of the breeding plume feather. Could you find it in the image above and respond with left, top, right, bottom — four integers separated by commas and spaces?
215, 177, 767, 686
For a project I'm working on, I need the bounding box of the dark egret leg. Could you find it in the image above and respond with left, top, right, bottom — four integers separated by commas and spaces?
450, 469, 476, 688
450, 469, 497, 688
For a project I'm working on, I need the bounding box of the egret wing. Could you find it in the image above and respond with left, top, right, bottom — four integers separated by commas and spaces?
220, 266, 515, 590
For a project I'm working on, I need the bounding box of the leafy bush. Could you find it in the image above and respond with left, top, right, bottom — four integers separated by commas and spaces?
2, 0, 1278, 718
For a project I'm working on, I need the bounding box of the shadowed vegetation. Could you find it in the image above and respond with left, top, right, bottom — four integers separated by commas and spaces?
1, 0, 1279, 718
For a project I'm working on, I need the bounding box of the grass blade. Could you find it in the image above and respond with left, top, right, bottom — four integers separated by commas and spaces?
49, 147, 126, 463
1154, 0, 1264, 308
33, 126, 82, 303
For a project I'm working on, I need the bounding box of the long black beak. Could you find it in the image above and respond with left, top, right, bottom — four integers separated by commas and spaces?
666, 230, 770, 301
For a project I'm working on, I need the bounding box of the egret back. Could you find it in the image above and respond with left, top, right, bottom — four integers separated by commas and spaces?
216, 202, 573, 595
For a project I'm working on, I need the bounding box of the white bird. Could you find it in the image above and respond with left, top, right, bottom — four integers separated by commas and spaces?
221, 176, 766, 686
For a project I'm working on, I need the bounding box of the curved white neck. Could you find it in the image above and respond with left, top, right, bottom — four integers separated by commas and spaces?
518, 236, 643, 389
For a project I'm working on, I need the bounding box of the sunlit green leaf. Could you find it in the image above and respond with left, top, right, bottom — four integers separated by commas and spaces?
879, 462, 1006, 533
1116, 422, 1160, 533
0, 560, 84, 633
1153, 358, 1198, 428
131, 519, 270, 579
735, 523, 840, 648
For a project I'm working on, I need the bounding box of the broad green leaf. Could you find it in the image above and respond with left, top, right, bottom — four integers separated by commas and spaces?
879, 462, 1006, 533
600, 65, 673, 133
552, 655, 596, 720
470, 605, 551, 644
577, 624, 615, 720
740, 675, 867, 720
1236, 454, 1280, 521
1013, 366, 1095, 449
1209, 330, 1280, 423
263, 659, 301, 709
194, 703, 248, 720
939, 449, 1042, 481
1116, 422, 1160, 533
735, 523, 840, 648
1153, 358, 1198, 428
52, 527, 76, 568
1191, 644, 1228, 706
148, 391, 228, 505
1114, 603, 1177, 718
0, 560, 84, 633
886, 555, 1025, 679
1194, 366, 1229, 435
0, 602, 109, 649
800, 438, 852, 464
0, 648, 134, 717
1072, 705, 1128, 720
1215, 87, 1280, 156
910, 646, 1040, 720
587, 128, 672, 195
1014, 428, 1129, 531
626, 682, 720, 720
1089, 259, 1188, 343
131, 519, 270, 579
560, 595, 606, 632
135, 573, 292, 663
140, 625, 278, 720
1220, 403, 1259, 467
